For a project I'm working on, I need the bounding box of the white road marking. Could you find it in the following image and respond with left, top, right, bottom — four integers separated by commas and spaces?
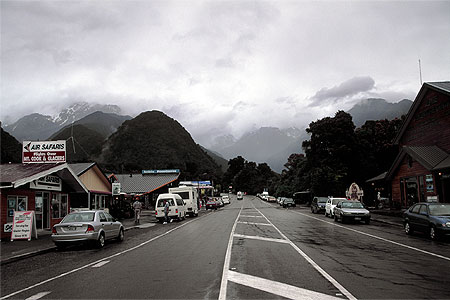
25, 292, 51, 300
254, 207, 357, 300
0, 216, 201, 300
293, 211, 450, 262
240, 215, 264, 218
219, 205, 243, 300
237, 221, 272, 226
228, 270, 341, 300
91, 260, 110, 268
234, 233, 290, 244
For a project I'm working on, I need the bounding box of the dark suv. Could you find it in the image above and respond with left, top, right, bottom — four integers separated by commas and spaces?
311, 197, 327, 214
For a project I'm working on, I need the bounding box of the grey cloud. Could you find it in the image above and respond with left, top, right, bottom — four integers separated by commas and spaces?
308, 76, 375, 107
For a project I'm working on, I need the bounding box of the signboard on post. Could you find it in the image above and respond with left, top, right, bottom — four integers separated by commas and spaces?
22, 140, 66, 163
11, 211, 38, 241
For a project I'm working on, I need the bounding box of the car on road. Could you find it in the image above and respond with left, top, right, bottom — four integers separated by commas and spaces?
237, 191, 243, 200
222, 195, 230, 204
155, 193, 187, 223
51, 210, 124, 249
205, 199, 218, 210
403, 202, 450, 240
325, 197, 348, 218
277, 197, 284, 205
282, 197, 296, 208
311, 196, 327, 214
267, 196, 277, 203
333, 201, 371, 224
216, 197, 224, 207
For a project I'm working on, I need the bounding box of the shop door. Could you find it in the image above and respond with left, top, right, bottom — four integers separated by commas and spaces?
42, 192, 50, 229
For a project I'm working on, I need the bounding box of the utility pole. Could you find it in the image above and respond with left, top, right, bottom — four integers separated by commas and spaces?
418, 59, 423, 85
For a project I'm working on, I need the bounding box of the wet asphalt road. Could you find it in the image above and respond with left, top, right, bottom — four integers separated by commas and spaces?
1, 195, 450, 299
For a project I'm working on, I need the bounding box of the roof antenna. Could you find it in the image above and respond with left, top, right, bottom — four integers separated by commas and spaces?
418, 59, 423, 85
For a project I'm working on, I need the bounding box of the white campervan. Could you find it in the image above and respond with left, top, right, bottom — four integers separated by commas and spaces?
168, 186, 199, 217
155, 193, 187, 223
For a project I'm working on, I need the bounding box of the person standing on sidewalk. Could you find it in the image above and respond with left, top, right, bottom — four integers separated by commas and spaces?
133, 198, 142, 224
163, 199, 172, 224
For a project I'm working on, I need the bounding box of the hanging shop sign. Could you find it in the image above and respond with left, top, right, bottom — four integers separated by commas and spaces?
30, 175, 62, 191
11, 211, 38, 241
142, 169, 180, 175
22, 140, 66, 163
112, 182, 121, 195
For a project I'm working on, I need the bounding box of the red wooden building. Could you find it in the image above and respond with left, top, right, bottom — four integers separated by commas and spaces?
387, 82, 450, 208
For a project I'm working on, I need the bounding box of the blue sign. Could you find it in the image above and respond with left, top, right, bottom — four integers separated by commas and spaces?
142, 169, 180, 175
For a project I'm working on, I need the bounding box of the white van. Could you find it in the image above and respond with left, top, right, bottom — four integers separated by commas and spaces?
169, 186, 199, 217
155, 194, 187, 223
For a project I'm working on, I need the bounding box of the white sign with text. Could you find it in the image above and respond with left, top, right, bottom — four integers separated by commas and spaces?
11, 211, 38, 241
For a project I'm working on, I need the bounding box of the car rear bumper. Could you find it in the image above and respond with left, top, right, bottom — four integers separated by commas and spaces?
51, 232, 98, 243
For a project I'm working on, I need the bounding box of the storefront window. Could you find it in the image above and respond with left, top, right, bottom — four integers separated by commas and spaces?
426, 174, 434, 192
7, 196, 28, 223
52, 194, 68, 219
91, 194, 107, 209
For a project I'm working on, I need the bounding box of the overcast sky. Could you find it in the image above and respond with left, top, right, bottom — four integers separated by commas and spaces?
1, 0, 449, 146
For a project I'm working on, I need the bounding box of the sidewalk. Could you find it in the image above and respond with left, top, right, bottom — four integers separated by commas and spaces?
0, 210, 157, 265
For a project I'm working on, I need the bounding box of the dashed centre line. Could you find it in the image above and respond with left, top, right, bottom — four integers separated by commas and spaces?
92, 260, 110, 268
25, 292, 51, 300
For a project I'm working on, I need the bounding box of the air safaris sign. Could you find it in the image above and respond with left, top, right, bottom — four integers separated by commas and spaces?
22, 140, 66, 163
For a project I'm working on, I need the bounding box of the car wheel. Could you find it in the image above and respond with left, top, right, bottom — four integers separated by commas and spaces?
365, 219, 370, 225
334, 214, 338, 222
430, 226, 438, 240
117, 228, 124, 242
404, 221, 413, 235
325, 211, 328, 217
311, 207, 314, 213
97, 233, 105, 248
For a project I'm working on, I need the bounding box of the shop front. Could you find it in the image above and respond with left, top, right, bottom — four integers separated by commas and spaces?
0, 163, 88, 239
387, 82, 450, 208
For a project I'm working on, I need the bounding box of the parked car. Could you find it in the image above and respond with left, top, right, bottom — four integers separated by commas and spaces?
333, 201, 371, 224
216, 197, 224, 207
222, 195, 230, 204
206, 199, 218, 210
325, 197, 348, 217
51, 210, 124, 249
403, 202, 450, 240
311, 197, 327, 214
169, 186, 199, 217
155, 193, 187, 223
267, 196, 277, 203
282, 198, 296, 208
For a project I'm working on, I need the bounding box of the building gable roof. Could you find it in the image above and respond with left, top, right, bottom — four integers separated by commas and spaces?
394, 81, 450, 145
114, 173, 180, 194
0, 163, 88, 193
387, 145, 449, 179
68, 162, 96, 176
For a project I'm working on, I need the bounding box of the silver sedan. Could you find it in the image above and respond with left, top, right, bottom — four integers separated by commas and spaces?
51, 210, 124, 249
334, 201, 371, 224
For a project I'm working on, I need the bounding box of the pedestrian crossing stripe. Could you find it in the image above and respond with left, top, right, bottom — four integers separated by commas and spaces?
228, 270, 342, 300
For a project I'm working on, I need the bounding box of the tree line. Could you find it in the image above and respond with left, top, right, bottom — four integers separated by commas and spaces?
222, 111, 404, 204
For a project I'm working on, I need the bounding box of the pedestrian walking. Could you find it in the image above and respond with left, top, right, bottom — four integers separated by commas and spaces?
133, 198, 142, 224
